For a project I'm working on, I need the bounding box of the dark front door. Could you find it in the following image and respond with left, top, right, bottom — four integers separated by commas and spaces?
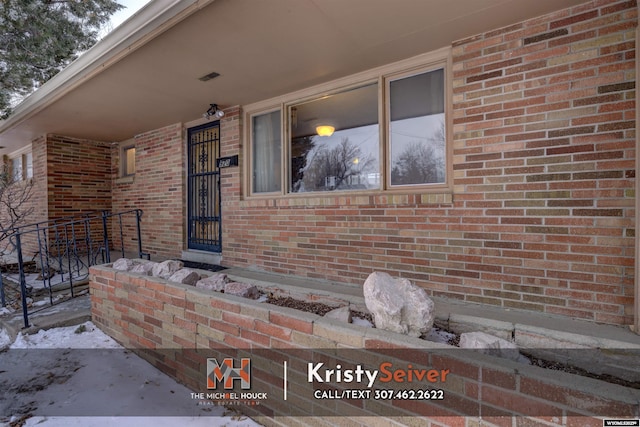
187, 122, 221, 252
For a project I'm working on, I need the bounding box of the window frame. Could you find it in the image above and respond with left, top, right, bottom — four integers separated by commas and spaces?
243, 47, 451, 199
385, 66, 448, 190
7, 145, 33, 182
248, 106, 284, 195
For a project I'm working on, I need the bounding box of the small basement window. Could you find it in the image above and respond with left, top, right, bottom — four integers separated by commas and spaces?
121, 143, 136, 177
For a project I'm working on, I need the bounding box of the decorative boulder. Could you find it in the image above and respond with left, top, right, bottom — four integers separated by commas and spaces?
152, 260, 183, 279
459, 332, 529, 363
363, 271, 434, 337
224, 282, 259, 299
168, 268, 200, 285
112, 258, 134, 271
324, 306, 352, 323
196, 273, 228, 291
130, 261, 156, 276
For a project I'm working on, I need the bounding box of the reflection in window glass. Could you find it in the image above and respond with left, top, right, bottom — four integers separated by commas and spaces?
252, 111, 281, 193
290, 83, 379, 193
25, 152, 33, 179
390, 69, 445, 186
12, 157, 22, 182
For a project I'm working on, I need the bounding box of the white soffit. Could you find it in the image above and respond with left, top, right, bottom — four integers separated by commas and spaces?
0, 0, 588, 153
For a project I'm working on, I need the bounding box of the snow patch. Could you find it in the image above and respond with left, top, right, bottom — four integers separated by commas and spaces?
0, 327, 11, 350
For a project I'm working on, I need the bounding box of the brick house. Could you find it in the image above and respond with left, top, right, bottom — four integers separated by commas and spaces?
0, 0, 637, 330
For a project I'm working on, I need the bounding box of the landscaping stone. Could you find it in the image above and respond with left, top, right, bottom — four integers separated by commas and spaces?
168, 268, 200, 285
323, 306, 352, 323
363, 271, 434, 337
112, 258, 134, 271
151, 260, 183, 279
130, 261, 156, 276
224, 282, 259, 299
195, 273, 228, 291
459, 331, 529, 363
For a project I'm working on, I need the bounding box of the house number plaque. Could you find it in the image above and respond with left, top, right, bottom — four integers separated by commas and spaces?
217, 155, 239, 168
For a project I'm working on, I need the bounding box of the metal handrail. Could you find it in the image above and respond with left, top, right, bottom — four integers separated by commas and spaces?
0, 209, 148, 328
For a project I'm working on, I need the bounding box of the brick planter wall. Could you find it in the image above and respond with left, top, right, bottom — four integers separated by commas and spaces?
90, 265, 640, 425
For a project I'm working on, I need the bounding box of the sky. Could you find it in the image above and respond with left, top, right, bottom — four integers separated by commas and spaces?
112, 0, 152, 27
99, 0, 153, 37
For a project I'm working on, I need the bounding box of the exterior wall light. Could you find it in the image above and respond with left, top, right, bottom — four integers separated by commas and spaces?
316, 125, 335, 137
203, 104, 225, 120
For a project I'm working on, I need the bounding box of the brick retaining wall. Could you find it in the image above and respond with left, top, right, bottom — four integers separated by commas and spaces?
90, 265, 640, 425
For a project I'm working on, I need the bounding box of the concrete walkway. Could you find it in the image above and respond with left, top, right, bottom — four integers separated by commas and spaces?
0, 293, 91, 342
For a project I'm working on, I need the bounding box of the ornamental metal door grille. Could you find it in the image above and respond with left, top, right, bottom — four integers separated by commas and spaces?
187, 122, 221, 252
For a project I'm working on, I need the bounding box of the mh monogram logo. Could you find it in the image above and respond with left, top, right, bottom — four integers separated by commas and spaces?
207, 358, 251, 389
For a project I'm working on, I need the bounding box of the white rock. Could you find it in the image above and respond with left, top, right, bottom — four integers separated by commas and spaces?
459, 331, 528, 363
112, 258, 134, 271
168, 268, 200, 285
224, 282, 259, 299
195, 273, 228, 291
151, 260, 183, 279
130, 261, 156, 276
363, 271, 434, 337
324, 306, 352, 323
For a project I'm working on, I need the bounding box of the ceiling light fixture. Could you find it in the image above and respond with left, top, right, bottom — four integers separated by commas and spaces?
203, 104, 224, 120
316, 125, 335, 137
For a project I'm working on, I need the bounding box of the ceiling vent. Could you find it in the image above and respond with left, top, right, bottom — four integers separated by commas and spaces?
199, 71, 220, 82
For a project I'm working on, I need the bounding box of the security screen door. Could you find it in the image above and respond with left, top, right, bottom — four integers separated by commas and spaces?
187, 122, 221, 252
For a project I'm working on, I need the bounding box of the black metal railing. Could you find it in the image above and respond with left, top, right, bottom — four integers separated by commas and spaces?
0, 209, 148, 328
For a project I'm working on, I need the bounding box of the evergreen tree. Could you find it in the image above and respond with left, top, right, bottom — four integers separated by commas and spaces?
0, 0, 123, 118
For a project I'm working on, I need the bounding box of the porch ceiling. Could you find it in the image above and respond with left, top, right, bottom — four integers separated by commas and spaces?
0, 0, 586, 154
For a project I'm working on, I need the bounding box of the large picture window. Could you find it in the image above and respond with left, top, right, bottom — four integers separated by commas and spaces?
246, 52, 448, 197
289, 83, 379, 193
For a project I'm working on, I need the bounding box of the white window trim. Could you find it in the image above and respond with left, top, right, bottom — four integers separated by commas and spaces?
248, 106, 285, 196
243, 47, 452, 199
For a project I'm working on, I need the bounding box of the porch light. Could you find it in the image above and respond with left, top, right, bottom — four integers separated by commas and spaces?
316, 125, 335, 137
203, 104, 224, 120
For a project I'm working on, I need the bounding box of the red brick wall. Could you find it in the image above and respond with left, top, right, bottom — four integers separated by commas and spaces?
111, 123, 184, 260
46, 134, 112, 218
450, 0, 636, 325
31, 135, 48, 225
220, 0, 637, 326
220, 107, 242, 201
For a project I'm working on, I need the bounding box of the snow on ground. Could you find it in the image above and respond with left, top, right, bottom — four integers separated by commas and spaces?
0, 321, 263, 427
10, 322, 121, 350
0, 328, 10, 350
351, 316, 373, 327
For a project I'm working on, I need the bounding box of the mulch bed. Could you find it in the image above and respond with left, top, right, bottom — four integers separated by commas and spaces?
180, 260, 226, 273
264, 295, 638, 389
266, 295, 373, 322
